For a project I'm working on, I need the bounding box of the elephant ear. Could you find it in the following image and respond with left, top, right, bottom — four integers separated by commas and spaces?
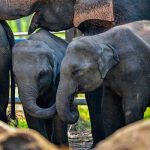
73, 0, 114, 27
98, 44, 119, 79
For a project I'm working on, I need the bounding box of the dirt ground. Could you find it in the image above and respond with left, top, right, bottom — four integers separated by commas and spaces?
69, 130, 93, 150
8, 104, 93, 150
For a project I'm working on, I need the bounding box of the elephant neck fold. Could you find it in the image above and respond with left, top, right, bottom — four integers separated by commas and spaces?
74, 0, 114, 28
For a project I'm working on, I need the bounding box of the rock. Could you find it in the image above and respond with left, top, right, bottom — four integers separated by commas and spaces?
0, 121, 69, 150
95, 120, 150, 150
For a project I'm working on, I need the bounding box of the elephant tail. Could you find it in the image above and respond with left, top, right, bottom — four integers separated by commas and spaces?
0, 20, 17, 125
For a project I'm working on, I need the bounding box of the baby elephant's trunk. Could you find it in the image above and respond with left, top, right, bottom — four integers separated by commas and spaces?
18, 82, 56, 119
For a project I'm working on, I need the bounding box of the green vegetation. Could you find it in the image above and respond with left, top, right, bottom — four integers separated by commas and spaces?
7, 16, 31, 33
7, 17, 65, 39
18, 119, 28, 128
144, 107, 150, 119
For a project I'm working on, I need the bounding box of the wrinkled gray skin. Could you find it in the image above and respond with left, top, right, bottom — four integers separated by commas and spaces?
13, 29, 68, 145
0, 21, 14, 123
56, 20, 150, 138
29, 0, 150, 34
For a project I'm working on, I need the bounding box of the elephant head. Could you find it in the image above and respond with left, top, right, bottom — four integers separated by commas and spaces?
56, 36, 119, 124
28, 0, 114, 34
13, 40, 56, 119
0, 0, 48, 20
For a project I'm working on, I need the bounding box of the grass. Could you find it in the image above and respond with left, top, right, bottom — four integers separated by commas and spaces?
144, 107, 150, 119
17, 119, 28, 128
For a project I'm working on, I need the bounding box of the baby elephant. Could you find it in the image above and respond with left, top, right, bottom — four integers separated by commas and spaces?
56, 20, 150, 137
13, 29, 68, 145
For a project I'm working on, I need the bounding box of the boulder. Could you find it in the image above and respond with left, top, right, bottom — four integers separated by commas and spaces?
95, 120, 150, 150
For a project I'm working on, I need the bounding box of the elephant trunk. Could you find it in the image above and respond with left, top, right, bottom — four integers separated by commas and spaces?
28, 11, 40, 34
56, 79, 79, 124
18, 82, 56, 119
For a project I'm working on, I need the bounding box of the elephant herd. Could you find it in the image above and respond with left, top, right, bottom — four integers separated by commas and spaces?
0, 0, 150, 149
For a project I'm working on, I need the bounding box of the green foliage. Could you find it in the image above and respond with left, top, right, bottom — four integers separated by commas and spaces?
7, 17, 66, 39
7, 16, 31, 32
17, 119, 28, 128
77, 106, 91, 130
78, 106, 90, 121
144, 107, 150, 119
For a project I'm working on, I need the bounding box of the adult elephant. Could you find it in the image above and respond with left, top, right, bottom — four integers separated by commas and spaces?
28, 0, 150, 147
56, 20, 150, 138
12, 29, 68, 145
29, 0, 150, 35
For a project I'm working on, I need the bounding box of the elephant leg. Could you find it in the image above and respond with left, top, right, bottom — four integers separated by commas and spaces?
23, 109, 48, 139
0, 67, 9, 123
0, 93, 8, 123
102, 86, 124, 137
122, 95, 144, 125
51, 114, 68, 146
44, 119, 53, 141
85, 86, 105, 147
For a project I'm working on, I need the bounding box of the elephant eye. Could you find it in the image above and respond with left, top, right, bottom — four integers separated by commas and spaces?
72, 69, 80, 76
39, 71, 47, 77
39, 70, 51, 79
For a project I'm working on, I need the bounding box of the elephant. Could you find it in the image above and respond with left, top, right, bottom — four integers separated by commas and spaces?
12, 29, 68, 145
0, 20, 15, 123
29, 0, 150, 35
56, 20, 150, 138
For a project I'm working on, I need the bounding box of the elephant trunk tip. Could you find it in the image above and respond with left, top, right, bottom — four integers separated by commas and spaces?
67, 111, 79, 124
56, 102, 79, 124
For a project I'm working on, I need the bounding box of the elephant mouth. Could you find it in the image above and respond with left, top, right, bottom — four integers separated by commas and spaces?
67, 92, 79, 124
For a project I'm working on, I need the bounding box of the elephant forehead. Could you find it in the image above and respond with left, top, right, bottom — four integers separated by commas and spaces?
13, 40, 51, 55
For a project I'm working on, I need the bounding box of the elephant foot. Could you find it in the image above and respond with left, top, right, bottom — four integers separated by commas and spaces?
90, 143, 96, 149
